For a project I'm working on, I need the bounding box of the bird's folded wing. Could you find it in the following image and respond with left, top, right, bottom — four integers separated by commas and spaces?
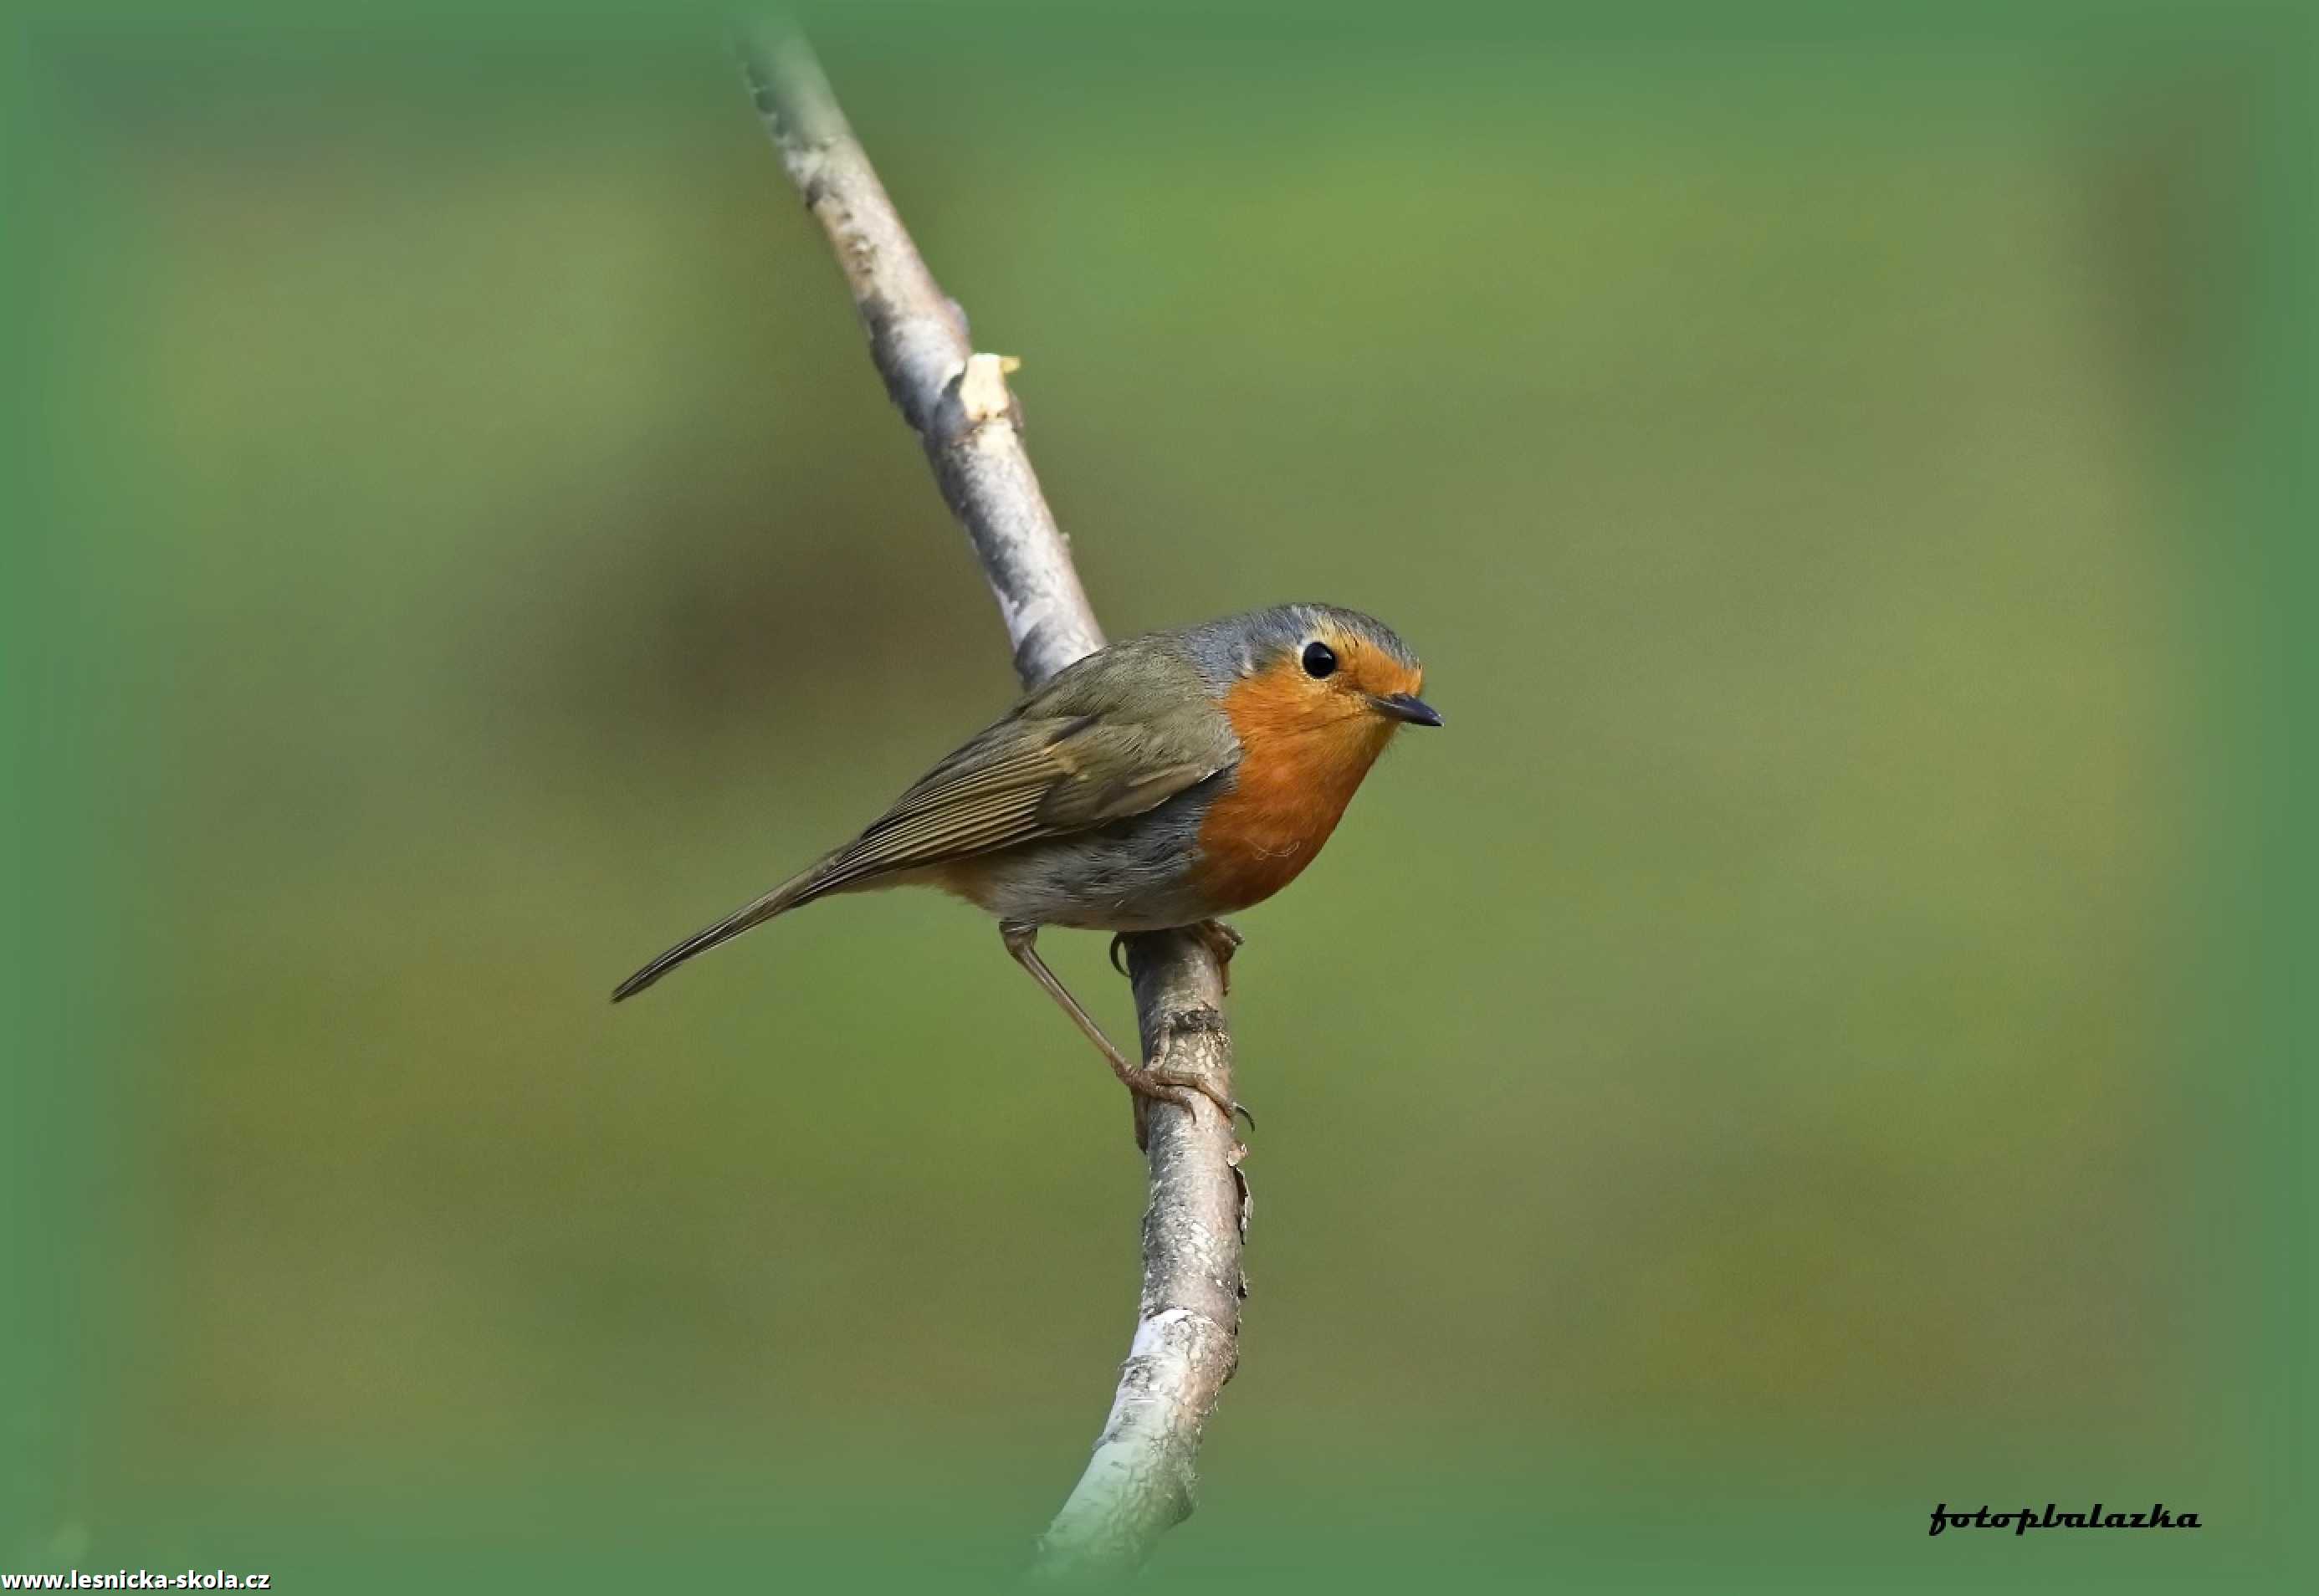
809, 714, 1235, 892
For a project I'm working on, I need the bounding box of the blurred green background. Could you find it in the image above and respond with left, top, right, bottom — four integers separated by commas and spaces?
4, 3, 2307, 1589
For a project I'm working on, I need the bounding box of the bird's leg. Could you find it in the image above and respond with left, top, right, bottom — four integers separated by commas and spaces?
1004, 920, 1245, 1148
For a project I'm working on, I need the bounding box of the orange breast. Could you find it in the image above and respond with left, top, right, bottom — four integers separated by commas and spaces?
1193, 668, 1398, 913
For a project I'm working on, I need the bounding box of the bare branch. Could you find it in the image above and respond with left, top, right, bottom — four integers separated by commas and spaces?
738, 16, 1102, 685
1033, 933, 1249, 1576
737, 18, 1247, 1581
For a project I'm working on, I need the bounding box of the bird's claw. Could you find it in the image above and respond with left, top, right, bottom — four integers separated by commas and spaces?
1193, 919, 1242, 994
1112, 930, 1252, 1148
1130, 1064, 1252, 1137
1133, 1085, 1250, 1154
1110, 922, 1244, 993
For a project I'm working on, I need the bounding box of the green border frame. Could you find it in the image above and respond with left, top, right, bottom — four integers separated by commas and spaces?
3, 3, 2307, 1588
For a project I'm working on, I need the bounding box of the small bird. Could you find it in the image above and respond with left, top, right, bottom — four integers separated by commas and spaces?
612, 602, 1441, 1133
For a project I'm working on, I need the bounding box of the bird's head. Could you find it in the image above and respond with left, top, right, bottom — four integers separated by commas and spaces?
1190, 603, 1441, 765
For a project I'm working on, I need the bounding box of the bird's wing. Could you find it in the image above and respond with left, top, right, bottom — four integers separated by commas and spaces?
806, 709, 1236, 894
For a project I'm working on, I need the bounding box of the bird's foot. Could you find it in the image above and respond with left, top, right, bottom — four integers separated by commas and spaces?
1126, 1066, 1252, 1134
1129, 1078, 1255, 1159
1109, 920, 1245, 995
1125, 1011, 1254, 1153
1191, 918, 1243, 994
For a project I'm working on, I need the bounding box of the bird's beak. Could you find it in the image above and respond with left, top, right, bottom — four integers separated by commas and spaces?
1369, 692, 1445, 728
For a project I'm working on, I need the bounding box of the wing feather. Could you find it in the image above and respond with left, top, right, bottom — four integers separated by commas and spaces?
811, 711, 1233, 893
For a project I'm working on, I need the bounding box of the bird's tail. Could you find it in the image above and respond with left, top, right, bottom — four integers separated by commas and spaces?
610, 864, 832, 1002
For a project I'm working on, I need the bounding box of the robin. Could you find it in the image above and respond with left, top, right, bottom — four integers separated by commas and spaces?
612, 602, 1441, 1137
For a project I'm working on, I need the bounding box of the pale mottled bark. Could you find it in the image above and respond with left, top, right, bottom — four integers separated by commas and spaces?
738, 19, 1247, 1580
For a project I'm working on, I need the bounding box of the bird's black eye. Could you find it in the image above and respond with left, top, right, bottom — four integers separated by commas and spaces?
1301, 641, 1338, 679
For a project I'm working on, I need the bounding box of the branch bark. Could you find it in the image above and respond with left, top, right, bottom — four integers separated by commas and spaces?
737, 20, 1247, 1581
